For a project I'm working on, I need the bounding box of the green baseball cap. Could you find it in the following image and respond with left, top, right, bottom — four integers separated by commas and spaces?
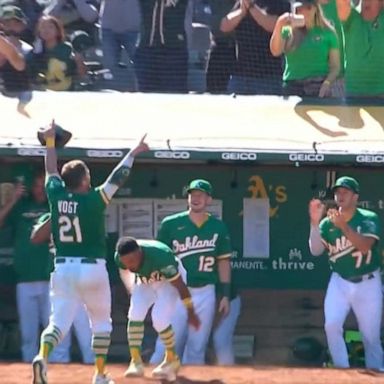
0, 5, 27, 23
187, 179, 213, 195
332, 176, 360, 194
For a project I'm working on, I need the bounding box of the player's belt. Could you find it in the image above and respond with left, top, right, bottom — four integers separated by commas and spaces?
55, 257, 98, 264
342, 273, 375, 284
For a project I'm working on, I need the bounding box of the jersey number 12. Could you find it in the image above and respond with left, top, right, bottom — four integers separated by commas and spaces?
59, 215, 83, 243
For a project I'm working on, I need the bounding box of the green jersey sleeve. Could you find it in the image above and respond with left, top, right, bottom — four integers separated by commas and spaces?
360, 213, 380, 240
45, 175, 65, 201
157, 219, 172, 248
157, 249, 180, 281
216, 222, 232, 260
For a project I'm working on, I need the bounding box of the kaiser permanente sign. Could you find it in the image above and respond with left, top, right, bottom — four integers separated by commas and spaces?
1, 92, 384, 165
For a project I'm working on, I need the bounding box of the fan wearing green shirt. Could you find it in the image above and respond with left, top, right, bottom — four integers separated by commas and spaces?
115, 237, 200, 382
270, 0, 340, 97
336, 0, 384, 96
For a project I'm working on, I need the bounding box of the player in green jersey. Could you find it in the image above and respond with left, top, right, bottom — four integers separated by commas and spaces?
32, 121, 149, 384
115, 237, 200, 382
151, 179, 232, 365
309, 176, 383, 370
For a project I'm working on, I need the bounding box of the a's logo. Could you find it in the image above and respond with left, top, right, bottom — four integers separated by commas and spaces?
248, 175, 287, 217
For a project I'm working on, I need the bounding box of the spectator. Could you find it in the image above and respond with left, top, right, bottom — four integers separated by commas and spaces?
1, 0, 44, 43
206, 0, 236, 94
0, 172, 69, 363
98, 0, 141, 91
0, 6, 32, 114
30, 15, 85, 91
135, 0, 189, 93
221, 0, 290, 95
270, 0, 340, 97
44, 0, 99, 39
336, 0, 384, 97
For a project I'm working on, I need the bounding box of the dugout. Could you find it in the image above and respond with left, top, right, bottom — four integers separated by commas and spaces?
0, 92, 384, 365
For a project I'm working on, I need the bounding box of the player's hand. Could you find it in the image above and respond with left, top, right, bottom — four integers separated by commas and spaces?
187, 308, 201, 330
319, 80, 331, 98
218, 296, 230, 317
327, 208, 347, 230
130, 133, 149, 157
309, 199, 325, 226
240, 0, 252, 12
13, 181, 26, 202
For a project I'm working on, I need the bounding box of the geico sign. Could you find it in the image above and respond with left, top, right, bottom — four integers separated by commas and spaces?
154, 151, 190, 159
289, 153, 324, 162
17, 148, 46, 156
356, 155, 384, 163
87, 150, 123, 158
222, 152, 257, 161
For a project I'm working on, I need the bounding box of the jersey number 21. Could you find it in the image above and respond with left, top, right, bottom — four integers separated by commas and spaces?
59, 215, 83, 243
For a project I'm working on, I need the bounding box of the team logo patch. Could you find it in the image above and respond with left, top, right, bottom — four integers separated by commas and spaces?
160, 265, 178, 277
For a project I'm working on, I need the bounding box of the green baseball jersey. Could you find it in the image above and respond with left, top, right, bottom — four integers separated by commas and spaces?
45, 175, 108, 259
282, 26, 339, 81
319, 208, 381, 279
7, 198, 51, 282
321, 0, 345, 75
343, 9, 384, 96
157, 211, 232, 287
115, 239, 180, 284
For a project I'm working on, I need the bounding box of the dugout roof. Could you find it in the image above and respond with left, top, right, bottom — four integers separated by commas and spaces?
1, 92, 384, 166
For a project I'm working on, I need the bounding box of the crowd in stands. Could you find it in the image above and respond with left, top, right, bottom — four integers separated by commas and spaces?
0, 0, 383, 99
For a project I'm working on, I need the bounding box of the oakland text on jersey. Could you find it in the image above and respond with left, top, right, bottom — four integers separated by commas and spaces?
58, 200, 79, 214
138, 271, 164, 284
173, 234, 218, 257
154, 151, 190, 159
326, 236, 355, 262
221, 152, 257, 161
289, 153, 325, 162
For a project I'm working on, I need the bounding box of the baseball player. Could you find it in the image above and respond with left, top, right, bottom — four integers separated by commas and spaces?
30, 212, 95, 364
32, 122, 149, 384
151, 179, 232, 365
115, 237, 200, 382
309, 176, 384, 370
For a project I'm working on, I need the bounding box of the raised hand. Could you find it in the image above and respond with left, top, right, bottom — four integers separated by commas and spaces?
130, 133, 149, 157
309, 199, 325, 225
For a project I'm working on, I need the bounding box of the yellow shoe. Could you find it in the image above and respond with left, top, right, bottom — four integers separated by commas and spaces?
152, 358, 180, 382
124, 360, 144, 377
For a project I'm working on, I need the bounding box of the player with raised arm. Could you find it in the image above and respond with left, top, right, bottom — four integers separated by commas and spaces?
32, 121, 149, 384
115, 237, 200, 382
308, 176, 383, 370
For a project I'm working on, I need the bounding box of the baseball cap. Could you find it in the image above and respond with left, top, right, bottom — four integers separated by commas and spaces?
332, 176, 360, 194
187, 179, 213, 196
0, 5, 27, 23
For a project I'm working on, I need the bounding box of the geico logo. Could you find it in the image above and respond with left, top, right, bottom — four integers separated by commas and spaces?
87, 150, 123, 158
289, 153, 324, 162
17, 148, 46, 156
154, 151, 190, 159
356, 155, 384, 163
222, 152, 257, 160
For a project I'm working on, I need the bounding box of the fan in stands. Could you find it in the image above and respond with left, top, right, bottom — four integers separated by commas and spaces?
37, 123, 72, 148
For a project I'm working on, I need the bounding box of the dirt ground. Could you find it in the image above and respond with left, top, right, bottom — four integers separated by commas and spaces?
1, 363, 384, 384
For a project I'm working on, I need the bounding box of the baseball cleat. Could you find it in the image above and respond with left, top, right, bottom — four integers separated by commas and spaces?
32, 355, 48, 384
152, 358, 181, 382
124, 360, 144, 377
92, 373, 115, 384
